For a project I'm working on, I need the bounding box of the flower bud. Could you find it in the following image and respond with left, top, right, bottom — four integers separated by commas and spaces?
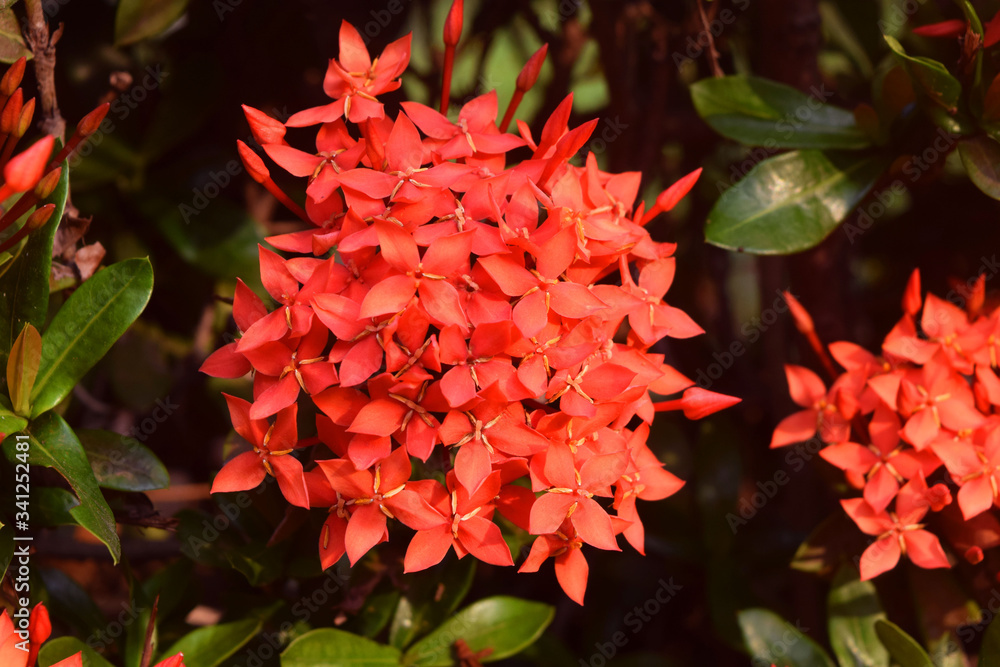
76, 102, 110, 137
15, 97, 35, 138
0, 57, 25, 97
243, 105, 287, 145
4, 135, 54, 192
237, 139, 270, 184
516, 44, 548, 92
0, 88, 22, 135
26, 203, 55, 231
902, 269, 921, 317
783, 290, 815, 335
443, 0, 464, 47
33, 166, 61, 199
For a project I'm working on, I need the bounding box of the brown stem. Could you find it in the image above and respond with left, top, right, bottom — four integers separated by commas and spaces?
23, 0, 65, 141
697, 0, 724, 77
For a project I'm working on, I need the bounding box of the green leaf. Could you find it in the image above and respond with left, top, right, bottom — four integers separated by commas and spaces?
115, 0, 191, 46
690, 75, 871, 149
0, 161, 68, 373
7, 323, 41, 416
738, 608, 837, 667
38, 636, 116, 667
958, 136, 1000, 200
706, 150, 888, 254
39, 567, 109, 642
883, 35, 962, 118
980, 612, 1000, 666
402, 596, 555, 666
76, 428, 169, 491
874, 620, 933, 667
827, 566, 890, 667
16, 412, 121, 562
34, 486, 80, 526
31, 257, 154, 417
281, 628, 402, 667
0, 394, 28, 433
389, 558, 476, 648
159, 618, 262, 667
0, 9, 31, 62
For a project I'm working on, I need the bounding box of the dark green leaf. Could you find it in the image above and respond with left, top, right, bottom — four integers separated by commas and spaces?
883, 35, 962, 120
77, 428, 169, 491
389, 558, 476, 648
16, 412, 120, 562
402, 596, 555, 666
31, 257, 154, 417
706, 150, 888, 254
827, 566, 890, 667
115, 0, 191, 46
39, 567, 109, 642
141, 558, 196, 622
0, 161, 68, 374
0, 394, 27, 433
0, 9, 30, 62
38, 636, 116, 667
159, 618, 262, 667
874, 620, 933, 667
690, 75, 870, 149
349, 589, 401, 639
281, 629, 403, 667
738, 608, 836, 667
34, 486, 79, 526
958, 136, 1000, 200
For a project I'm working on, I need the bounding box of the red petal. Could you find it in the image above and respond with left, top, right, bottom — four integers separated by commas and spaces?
345, 503, 387, 565
211, 452, 266, 493
554, 546, 589, 605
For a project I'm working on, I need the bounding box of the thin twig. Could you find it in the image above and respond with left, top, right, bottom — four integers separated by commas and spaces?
696, 0, 724, 78
22, 0, 65, 140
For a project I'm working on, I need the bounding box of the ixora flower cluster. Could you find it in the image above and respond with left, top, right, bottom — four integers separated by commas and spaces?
773, 272, 1000, 581
202, 6, 739, 604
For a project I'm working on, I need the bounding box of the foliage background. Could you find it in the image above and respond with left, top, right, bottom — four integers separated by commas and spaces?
21, 0, 1000, 664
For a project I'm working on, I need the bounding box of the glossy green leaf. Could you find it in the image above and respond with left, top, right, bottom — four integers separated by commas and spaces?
7, 323, 41, 416
827, 566, 889, 667
38, 636, 116, 667
0, 9, 30, 62
0, 161, 68, 373
690, 75, 870, 149
874, 620, 933, 667
706, 150, 888, 254
389, 558, 476, 648
958, 136, 1000, 200
402, 596, 555, 666
349, 589, 401, 639
16, 412, 120, 562
76, 428, 169, 491
115, 0, 192, 46
738, 608, 836, 667
883, 35, 961, 116
281, 628, 402, 667
34, 486, 80, 526
159, 618, 262, 667
31, 257, 154, 418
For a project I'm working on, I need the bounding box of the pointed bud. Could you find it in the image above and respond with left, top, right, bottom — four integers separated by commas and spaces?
912, 19, 966, 38
676, 387, 741, 419
15, 97, 35, 138
26, 202, 55, 231
655, 168, 702, 213
243, 105, 287, 145
76, 102, 110, 137
516, 44, 548, 92
0, 57, 25, 97
902, 269, 921, 317
4, 135, 55, 192
237, 139, 269, 184
33, 166, 61, 199
443, 0, 464, 47
0, 88, 23, 135
782, 290, 814, 334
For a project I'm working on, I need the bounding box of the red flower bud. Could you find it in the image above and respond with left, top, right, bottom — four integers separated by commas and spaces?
966, 546, 984, 564
902, 269, 921, 317
26, 202, 55, 231
783, 290, 815, 335
0, 57, 25, 97
76, 102, 110, 137
4, 135, 54, 192
34, 166, 61, 199
443, 0, 464, 47
516, 44, 548, 92
0, 88, 22, 135
15, 97, 35, 138
237, 139, 270, 184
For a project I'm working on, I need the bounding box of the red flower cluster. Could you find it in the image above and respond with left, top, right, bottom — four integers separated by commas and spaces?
773, 271, 1000, 580
203, 14, 738, 603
